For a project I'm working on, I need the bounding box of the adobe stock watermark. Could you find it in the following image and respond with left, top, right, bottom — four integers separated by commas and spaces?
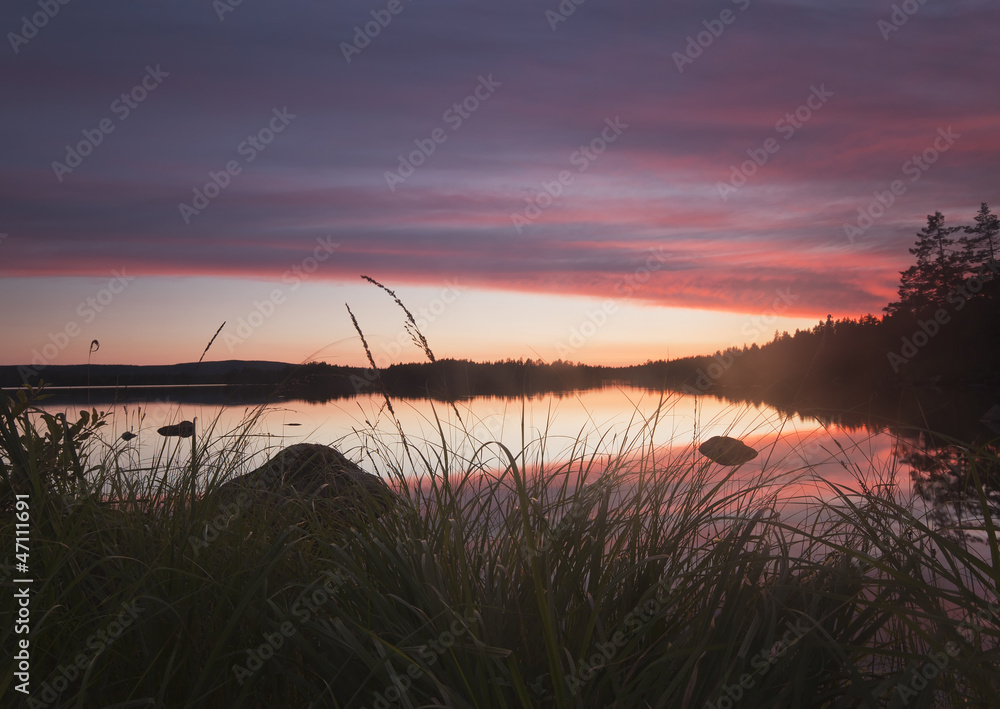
704, 616, 818, 709
232, 568, 352, 685
545, 0, 587, 31
341, 0, 413, 63
350, 279, 463, 392
29, 600, 143, 708
520, 504, 589, 562
363, 614, 479, 709
188, 500, 245, 556
957, 595, 1000, 644
716, 85, 833, 201
842, 127, 960, 244
672, 0, 751, 73
519, 481, 610, 562
886, 258, 998, 373
213, 0, 247, 21
566, 590, 671, 696
223, 236, 340, 351
511, 116, 628, 233
384, 75, 501, 191
878, 0, 932, 41
554, 247, 669, 359
682, 288, 799, 395
7, 0, 73, 54
893, 642, 960, 706
51, 64, 169, 182
178, 107, 296, 224
18, 270, 136, 385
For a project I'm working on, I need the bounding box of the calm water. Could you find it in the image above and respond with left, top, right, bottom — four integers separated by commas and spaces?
27, 385, 997, 609
35, 386, 909, 502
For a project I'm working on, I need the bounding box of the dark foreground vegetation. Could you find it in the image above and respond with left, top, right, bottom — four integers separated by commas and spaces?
3, 385, 1000, 708
2, 205, 999, 706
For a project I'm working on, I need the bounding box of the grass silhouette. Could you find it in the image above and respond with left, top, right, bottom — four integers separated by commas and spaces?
2, 300, 1000, 708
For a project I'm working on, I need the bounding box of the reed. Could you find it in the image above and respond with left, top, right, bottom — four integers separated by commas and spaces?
2, 381, 999, 708
2, 295, 998, 707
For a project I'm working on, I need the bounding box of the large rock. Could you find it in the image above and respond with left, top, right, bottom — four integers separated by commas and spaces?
698, 436, 758, 466
216, 443, 397, 515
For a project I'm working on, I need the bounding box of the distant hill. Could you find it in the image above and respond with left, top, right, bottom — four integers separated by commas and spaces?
3, 203, 998, 441
0, 360, 293, 388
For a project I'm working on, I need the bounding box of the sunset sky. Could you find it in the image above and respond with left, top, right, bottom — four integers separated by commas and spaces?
2, 0, 998, 368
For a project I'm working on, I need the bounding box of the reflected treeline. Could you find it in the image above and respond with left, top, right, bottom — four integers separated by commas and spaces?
707, 381, 1000, 442
625, 203, 1000, 439
5, 350, 998, 443
893, 431, 1000, 542
4, 205, 997, 452
273, 359, 621, 401
20, 357, 994, 448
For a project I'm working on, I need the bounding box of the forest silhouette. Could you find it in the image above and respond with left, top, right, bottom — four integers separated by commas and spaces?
6, 204, 998, 438
6, 206, 999, 523
287, 203, 1000, 429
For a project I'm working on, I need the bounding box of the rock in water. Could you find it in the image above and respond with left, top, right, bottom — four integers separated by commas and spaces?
216, 443, 397, 515
157, 420, 195, 438
698, 436, 758, 466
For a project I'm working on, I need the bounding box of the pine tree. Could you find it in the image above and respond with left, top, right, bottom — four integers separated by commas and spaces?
884, 211, 962, 316
960, 202, 999, 268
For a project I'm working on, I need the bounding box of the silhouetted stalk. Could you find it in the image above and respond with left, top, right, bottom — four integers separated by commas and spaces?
345, 303, 412, 465
361, 275, 465, 428
194, 322, 226, 374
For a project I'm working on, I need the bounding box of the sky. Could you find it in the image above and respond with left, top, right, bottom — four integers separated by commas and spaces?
1, 0, 998, 369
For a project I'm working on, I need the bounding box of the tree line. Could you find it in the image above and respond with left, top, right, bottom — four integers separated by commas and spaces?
627, 203, 999, 427
7, 204, 997, 435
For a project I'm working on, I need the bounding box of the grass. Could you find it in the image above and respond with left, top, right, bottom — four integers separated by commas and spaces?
2, 381, 1000, 709
3, 285, 1000, 707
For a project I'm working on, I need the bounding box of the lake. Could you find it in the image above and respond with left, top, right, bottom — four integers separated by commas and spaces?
22, 382, 1000, 598
32, 385, 920, 508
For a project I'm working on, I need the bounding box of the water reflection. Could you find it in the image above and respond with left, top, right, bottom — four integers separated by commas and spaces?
896, 434, 1000, 543
26, 384, 1000, 554
30, 386, 901, 485
18, 383, 1000, 656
